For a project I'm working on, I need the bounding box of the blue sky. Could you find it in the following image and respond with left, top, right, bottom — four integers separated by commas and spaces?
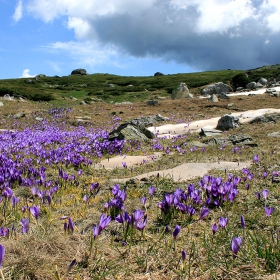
1, 0, 280, 79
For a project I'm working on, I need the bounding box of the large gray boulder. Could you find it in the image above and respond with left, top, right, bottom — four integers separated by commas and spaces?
246, 82, 257, 89
109, 124, 154, 142
71, 68, 87, 75
171, 83, 193, 100
258, 78, 267, 85
201, 82, 232, 96
216, 114, 239, 130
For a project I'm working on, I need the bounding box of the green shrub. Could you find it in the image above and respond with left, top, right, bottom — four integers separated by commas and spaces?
231, 73, 251, 89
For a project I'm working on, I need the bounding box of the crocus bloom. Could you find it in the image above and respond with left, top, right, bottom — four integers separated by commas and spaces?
0, 244, 5, 268
93, 213, 111, 239
253, 155, 259, 163
20, 218, 29, 234
265, 206, 274, 217
231, 237, 242, 259
219, 217, 228, 228
263, 172, 268, 179
240, 215, 245, 229
199, 207, 210, 220
0, 228, 9, 237
173, 225, 181, 240
149, 186, 156, 196
262, 189, 269, 200
136, 214, 148, 231
68, 217, 74, 233
182, 250, 186, 262
30, 206, 40, 220
212, 223, 218, 234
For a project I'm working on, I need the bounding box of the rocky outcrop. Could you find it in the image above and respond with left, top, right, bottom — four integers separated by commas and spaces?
216, 114, 239, 130
154, 72, 164, 76
246, 82, 257, 89
258, 78, 267, 85
71, 69, 87, 75
108, 114, 168, 141
171, 83, 193, 100
201, 82, 232, 96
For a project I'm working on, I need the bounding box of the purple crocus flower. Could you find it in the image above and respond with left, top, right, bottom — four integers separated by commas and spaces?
231, 237, 242, 259
212, 223, 219, 234
0, 244, 5, 268
219, 217, 228, 228
199, 207, 210, 220
263, 172, 268, 179
140, 197, 147, 206
149, 186, 156, 196
240, 215, 245, 229
182, 250, 186, 262
0, 228, 9, 237
29, 205, 40, 220
136, 214, 148, 231
93, 213, 111, 239
133, 209, 145, 223
253, 155, 259, 163
262, 189, 269, 200
20, 218, 29, 234
265, 206, 274, 217
68, 217, 74, 233
173, 225, 181, 240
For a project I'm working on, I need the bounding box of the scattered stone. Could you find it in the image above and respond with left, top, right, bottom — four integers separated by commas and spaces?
206, 134, 254, 146
249, 113, 280, 124
35, 117, 43, 122
14, 113, 25, 119
1, 94, 13, 101
272, 92, 280, 97
71, 68, 87, 75
267, 132, 280, 138
109, 124, 154, 142
258, 78, 267, 85
209, 94, 219, 102
70, 96, 78, 101
19, 97, 26, 102
107, 84, 115, 87
246, 82, 257, 89
171, 83, 193, 100
200, 127, 223, 137
227, 103, 234, 108
80, 101, 87, 105
154, 72, 164, 76
25, 79, 34, 84
216, 114, 239, 130
217, 92, 230, 99
146, 100, 159, 106
0, 102, 3, 107
202, 82, 232, 96
156, 96, 167, 100
115, 102, 133, 105
236, 87, 243, 91
35, 74, 46, 79
266, 88, 276, 93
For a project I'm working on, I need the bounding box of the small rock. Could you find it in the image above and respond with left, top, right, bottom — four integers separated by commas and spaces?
0, 102, 3, 107
217, 114, 239, 130
146, 100, 159, 106
14, 113, 25, 119
200, 127, 223, 137
35, 117, 44, 122
267, 132, 280, 138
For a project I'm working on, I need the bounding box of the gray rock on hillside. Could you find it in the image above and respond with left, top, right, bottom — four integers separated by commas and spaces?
71, 68, 87, 75
201, 82, 232, 96
171, 83, 193, 100
109, 124, 154, 142
216, 114, 239, 130
246, 82, 257, 89
258, 78, 267, 85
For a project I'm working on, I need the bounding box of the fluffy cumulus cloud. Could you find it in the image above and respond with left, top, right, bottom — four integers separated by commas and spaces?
20, 0, 280, 70
20, 69, 36, 78
13, 0, 23, 22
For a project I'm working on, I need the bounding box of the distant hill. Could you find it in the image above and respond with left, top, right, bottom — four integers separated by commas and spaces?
0, 64, 279, 105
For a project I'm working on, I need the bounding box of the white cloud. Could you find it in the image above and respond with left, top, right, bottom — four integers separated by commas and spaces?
20, 69, 36, 78
42, 41, 123, 68
259, 0, 280, 33
13, 0, 23, 22
21, 0, 280, 71
46, 61, 62, 73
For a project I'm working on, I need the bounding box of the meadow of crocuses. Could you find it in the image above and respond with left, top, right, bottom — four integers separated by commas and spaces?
0, 104, 280, 279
